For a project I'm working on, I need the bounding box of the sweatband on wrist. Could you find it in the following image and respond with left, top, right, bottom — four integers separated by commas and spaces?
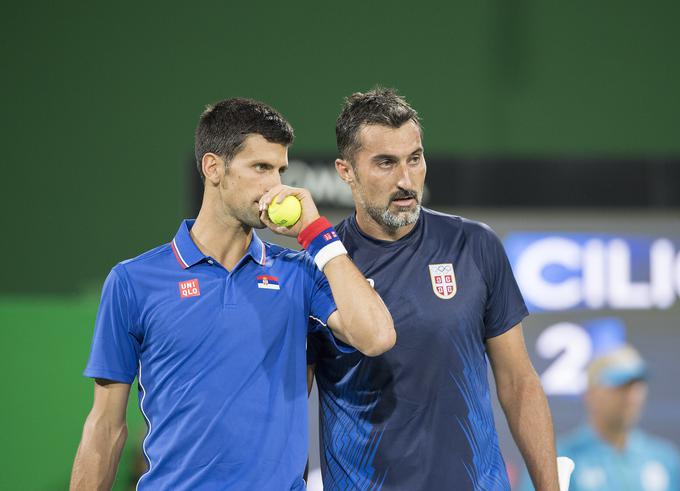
297, 216, 347, 271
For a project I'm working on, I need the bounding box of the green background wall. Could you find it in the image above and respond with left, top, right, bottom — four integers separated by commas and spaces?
1, 1, 678, 489
2, 1, 679, 294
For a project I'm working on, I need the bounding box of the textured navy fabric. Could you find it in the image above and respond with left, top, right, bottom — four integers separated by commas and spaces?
308, 208, 529, 490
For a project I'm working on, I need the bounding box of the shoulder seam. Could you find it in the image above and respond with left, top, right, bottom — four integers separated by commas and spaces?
120, 243, 172, 266
113, 264, 142, 334
463, 224, 493, 293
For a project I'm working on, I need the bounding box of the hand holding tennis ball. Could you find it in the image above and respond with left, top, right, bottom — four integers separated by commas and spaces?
267, 194, 302, 227
259, 185, 321, 237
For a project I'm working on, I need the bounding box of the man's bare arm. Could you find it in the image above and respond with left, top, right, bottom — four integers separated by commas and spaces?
486, 324, 559, 491
323, 255, 395, 356
70, 379, 131, 491
259, 184, 395, 357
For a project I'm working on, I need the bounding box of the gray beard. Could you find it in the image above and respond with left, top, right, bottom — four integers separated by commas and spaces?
364, 200, 421, 230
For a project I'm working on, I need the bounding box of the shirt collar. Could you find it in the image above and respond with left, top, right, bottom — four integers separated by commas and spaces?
170, 219, 267, 269
248, 229, 267, 266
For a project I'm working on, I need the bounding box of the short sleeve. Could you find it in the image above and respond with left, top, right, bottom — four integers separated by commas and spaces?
305, 257, 354, 355
308, 264, 337, 328
479, 225, 529, 338
83, 266, 140, 383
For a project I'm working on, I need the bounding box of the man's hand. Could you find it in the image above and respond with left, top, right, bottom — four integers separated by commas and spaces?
259, 185, 320, 237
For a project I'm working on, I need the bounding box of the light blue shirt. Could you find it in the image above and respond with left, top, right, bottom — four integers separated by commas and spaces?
519, 424, 680, 491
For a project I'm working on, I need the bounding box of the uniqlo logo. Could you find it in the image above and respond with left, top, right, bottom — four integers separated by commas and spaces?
179, 279, 200, 298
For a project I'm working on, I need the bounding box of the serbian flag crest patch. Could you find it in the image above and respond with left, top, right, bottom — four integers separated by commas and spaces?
428, 263, 457, 299
257, 275, 280, 290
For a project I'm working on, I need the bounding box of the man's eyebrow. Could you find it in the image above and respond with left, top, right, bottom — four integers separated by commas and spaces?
371, 154, 399, 161
371, 148, 423, 161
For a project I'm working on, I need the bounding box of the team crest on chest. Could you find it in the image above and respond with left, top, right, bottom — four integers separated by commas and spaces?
428, 263, 457, 299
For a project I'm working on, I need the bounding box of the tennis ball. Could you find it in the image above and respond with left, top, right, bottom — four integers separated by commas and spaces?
267, 194, 302, 227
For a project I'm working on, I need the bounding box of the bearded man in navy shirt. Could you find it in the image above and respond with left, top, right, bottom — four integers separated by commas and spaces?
307, 88, 559, 490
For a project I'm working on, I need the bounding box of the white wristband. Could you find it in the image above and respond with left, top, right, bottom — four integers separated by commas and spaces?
314, 241, 348, 271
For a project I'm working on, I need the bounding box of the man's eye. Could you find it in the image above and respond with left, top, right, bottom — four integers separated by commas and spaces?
255, 164, 270, 171
378, 161, 394, 168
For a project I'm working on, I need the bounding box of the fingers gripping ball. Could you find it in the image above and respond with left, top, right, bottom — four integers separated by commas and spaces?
267, 195, 302, 227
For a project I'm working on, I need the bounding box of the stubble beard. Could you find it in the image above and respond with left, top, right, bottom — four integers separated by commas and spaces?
238, 204, 266, 229
357, 188, 421, 231
221, 194, 265, 229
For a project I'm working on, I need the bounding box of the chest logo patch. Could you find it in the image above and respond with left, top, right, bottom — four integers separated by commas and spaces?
178, 279, 200, 298
428, 263, 457, 299
257, 275, 280, 290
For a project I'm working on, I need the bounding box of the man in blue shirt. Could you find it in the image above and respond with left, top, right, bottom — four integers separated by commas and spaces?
307, 88, 559, 490
70, 98, 395, 490
520, 345, 680, 491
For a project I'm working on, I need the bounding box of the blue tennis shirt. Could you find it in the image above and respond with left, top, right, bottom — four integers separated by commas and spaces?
85, 219, 339, 490
308, 208, 529, 490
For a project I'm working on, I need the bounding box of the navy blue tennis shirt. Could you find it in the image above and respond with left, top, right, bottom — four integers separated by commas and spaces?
85, 219, 344, 490
308, 208, 529, 490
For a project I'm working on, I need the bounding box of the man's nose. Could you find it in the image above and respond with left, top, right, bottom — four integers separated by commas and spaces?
396, 161, 414, 189
270, 172, 283, 188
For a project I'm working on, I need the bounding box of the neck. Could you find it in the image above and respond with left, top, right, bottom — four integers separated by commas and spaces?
590, 417, 628, 450
191, 197, 252, 271
354, 206, 418, 242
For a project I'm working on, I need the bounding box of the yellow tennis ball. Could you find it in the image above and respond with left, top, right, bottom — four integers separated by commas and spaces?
267, 194, 302, 227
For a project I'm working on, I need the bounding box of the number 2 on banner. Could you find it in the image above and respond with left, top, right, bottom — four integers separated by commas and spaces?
536, 322, 593, 396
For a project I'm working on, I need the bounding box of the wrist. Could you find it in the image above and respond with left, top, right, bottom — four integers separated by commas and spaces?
298, 213, 321, 231
297, 216, 347, 271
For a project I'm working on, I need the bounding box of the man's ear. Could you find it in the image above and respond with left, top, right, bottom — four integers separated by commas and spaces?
335, 158, 354, 184
202, 153, 224, 184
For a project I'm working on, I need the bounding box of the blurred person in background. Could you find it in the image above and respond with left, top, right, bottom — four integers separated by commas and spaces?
307, 88, 559, 490
520, 344, 680, 491
70, 98, 395, 491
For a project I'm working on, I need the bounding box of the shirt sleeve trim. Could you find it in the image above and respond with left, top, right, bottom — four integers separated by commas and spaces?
484, 307, 530, 340
83, 367, 136, 384
309, 312, 355, 354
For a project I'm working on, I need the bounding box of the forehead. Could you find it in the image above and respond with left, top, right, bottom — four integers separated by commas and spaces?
233, 134, 288, 164
355, 121, 422, 157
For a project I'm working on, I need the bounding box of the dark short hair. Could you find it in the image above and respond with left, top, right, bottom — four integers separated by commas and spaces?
336, 87, 420, 161
194, 98, 294, 181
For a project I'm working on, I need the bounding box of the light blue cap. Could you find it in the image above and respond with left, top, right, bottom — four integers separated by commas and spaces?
587, 345, 647, 387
